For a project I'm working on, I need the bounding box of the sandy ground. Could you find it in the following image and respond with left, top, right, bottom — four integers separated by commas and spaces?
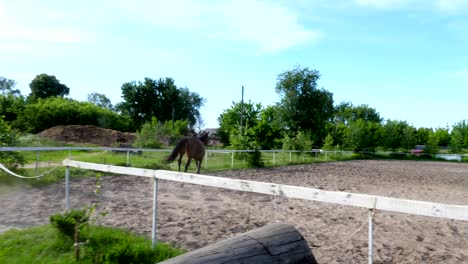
1, 160, 468, 263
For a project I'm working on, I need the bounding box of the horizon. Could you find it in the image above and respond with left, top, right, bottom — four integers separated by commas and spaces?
1, 0, 467, 130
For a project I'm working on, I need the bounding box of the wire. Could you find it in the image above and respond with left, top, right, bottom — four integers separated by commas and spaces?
0, 163, 61, 179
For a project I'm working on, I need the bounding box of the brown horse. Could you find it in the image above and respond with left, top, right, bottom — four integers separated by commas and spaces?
166, 131, 209, 174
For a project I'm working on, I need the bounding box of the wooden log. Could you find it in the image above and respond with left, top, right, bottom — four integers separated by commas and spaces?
159, 222, 317, 264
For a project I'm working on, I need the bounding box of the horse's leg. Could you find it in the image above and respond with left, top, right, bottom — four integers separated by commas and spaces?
177, 153, 184, 172
195, 159, 201, 174
184, 157, 192, 172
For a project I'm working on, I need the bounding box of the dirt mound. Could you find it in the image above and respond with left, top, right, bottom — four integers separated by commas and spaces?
37, 125, 136, 147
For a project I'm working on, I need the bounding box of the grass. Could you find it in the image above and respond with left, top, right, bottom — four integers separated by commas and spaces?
0, 224, 184, 264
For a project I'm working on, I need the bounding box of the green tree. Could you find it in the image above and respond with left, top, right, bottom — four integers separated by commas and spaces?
0, 116, 24, 167
0, 77, 21, 96
334, 102, 382, 124
133, 117, 164, 149
87, 92, 113, 110
275, 66, 334, 144
434, 127, 450, 146
29, 73, 70, 100
117, 77, 205, 129
20, 97, 134, 133
322, 133, 335, 150
424, 131, 439, 155
449, 128, 463, 153
252, 105, 283, 149
217, 100, 262, 146
282, 131, 313, 153
450, 120, 468, 152
401, 124, 416, 151
415, 127, 431, 145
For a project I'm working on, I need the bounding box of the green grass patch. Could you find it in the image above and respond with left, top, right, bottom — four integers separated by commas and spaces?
0, 224, 183, 264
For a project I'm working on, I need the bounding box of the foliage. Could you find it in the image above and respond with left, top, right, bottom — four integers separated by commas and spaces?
0, 94, 28, 130
0, 224, 183, 264
87, 92, 113, 110
334, 102, 382, 124
117, 77, 205, 129
217, 100, 262, 146
228, 132, 264, 167
434, 127, 450, 146
322, 133, 335, 150
343, 119, 380, 151
134, 117, 164, 149
424, 131, 439, 155
19, 97, 134, 133
275, 65, 334, 144
246, 147, 264, 168
0, 117, 24, 167
0, 76, 21, 96
50, 209, 89, 238
401, 124, 416, 151
163, 119, 189, 140
29, 73, 70, 100
134, 118, 189, 148
282, 131, 313, 153
252, 105, 283, 149
449, 120, 468, 153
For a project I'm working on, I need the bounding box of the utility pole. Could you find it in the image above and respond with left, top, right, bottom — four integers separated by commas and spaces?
240, 85, 244, 135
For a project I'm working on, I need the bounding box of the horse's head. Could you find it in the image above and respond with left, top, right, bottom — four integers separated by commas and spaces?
197, 131, 209, 146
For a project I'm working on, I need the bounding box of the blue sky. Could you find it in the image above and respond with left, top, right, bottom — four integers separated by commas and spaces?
1, 0, 467, 129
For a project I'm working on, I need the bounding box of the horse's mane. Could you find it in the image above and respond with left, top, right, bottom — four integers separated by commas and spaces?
196, 131, 209, 146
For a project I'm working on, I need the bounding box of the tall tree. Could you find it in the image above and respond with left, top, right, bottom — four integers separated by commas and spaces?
275, 66, 334, 144
29, 73, 70, 99
117, 77, 205, 129
0, 77, 21, 96
217, 100, 261, 146
334, 102, 382, 124
87, 92, 113, 110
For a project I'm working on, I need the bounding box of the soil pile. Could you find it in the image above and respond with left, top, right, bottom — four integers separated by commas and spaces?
37, 125, 136, 147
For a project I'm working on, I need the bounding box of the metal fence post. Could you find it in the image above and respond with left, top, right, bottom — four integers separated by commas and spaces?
368, 208, 374, 264
126, 150, 130, 166
65, 166, 70, 211
152, 176, 159, 248
273, 152, 276, 166
231, 152, 234, 168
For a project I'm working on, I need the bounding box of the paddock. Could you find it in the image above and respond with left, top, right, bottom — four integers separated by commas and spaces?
1, 160, 468, 263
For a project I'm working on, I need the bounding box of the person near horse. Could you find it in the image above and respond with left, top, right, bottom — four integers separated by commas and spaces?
166, 131, 209, 174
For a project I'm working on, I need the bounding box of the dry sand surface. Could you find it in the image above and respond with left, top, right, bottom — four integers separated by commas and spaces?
1, 160, 468, 263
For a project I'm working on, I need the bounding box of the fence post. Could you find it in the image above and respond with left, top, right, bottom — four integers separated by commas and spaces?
65, 166, 70, 211
126, 150, 130, 166
152, 176, 159, 248
368, 197, 376, 264
231, 152, 234, 168
273, 152, 276, 166
205, 151, 208, 169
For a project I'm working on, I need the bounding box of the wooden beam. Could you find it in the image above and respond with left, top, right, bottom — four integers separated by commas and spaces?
62, 159, 468, 221
158, 222, 316, 264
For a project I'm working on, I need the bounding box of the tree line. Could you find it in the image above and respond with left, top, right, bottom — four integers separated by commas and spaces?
217, 66, 467, 154
1, 67, 468, 155
0, 74, 205, 134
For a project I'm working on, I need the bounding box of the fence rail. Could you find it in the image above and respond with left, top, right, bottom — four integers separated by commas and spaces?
62, 159, 468, 264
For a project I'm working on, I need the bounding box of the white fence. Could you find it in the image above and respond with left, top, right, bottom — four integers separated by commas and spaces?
62, 159, 468, 264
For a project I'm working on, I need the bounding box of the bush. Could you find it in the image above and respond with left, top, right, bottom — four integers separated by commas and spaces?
49, 209, 89, 238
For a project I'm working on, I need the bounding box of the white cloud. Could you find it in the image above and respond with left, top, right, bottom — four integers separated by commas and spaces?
110, 0, 322, 53
0, 0, 94, 45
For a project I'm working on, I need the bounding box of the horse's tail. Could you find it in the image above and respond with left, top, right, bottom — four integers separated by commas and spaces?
166, 138, 188, 163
